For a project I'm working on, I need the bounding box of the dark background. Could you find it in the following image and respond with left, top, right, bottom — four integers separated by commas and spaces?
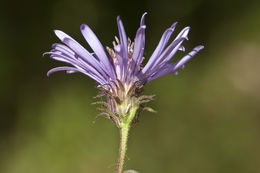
1, 0, 260, 172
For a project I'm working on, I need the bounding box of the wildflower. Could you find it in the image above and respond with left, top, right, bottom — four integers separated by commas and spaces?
44, 12, 203, 173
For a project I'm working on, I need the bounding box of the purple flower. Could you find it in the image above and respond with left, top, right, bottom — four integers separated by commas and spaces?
45, 12, 203, 92
44, 13, 204, 172
44, 14, 205, 173
45, 12, 204, 127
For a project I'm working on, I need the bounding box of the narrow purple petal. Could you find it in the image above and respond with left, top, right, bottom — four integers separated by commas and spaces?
145, 45, 204, 82
141, 22, 178, 74
46, 14, 204, 88
117, 16, 128, 62
80, 24, 116, 79
49, 45, 100, 75
145, 62, 175, 82
141, 37, 186, 77
62, 38, 110, 79
144, 27, 190, 73
52, 43, 75, 56
62, 38, 97, 64
173, 45, 204, 70
126, 13, 148, 83
156, 26, 190, 63
157, 27, 190, 63
54, 30, 109, 78
49, 53, 93, 73
54, 30, 96, 61
47, 66, 82, 76
48, 66, 106, 84
49, 51, 108, 83
132, 26, 146, 71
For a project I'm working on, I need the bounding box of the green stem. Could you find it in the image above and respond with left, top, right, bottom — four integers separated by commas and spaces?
116, 124, 130, 173
115, 105, 138, 173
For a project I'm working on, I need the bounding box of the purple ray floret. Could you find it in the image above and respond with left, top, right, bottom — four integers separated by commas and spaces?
45, 12, 204, 91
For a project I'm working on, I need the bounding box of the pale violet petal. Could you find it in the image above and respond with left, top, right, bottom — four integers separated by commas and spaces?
142, 22, 178, 74
117, 16, 128, 60
80, 24, 116, 79
174, 45, 204, 70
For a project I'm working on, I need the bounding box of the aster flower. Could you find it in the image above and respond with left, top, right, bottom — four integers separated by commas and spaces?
44, 12, 203, 173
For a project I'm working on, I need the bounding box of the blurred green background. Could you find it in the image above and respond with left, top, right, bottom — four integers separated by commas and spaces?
1, 0, 260, 172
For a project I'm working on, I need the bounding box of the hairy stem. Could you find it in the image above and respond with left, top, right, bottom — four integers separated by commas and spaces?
116, 124, 130, 173
115, 105, 138, 173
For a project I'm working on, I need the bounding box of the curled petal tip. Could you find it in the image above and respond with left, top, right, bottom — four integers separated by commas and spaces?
42, 52, 49, 57
141, 12, 147, 20
140, 12, 148, 26
173, 45, 204, 71
47, 70, 52, 77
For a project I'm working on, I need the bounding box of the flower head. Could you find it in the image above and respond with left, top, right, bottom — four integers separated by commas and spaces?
45, 12, 203, 127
